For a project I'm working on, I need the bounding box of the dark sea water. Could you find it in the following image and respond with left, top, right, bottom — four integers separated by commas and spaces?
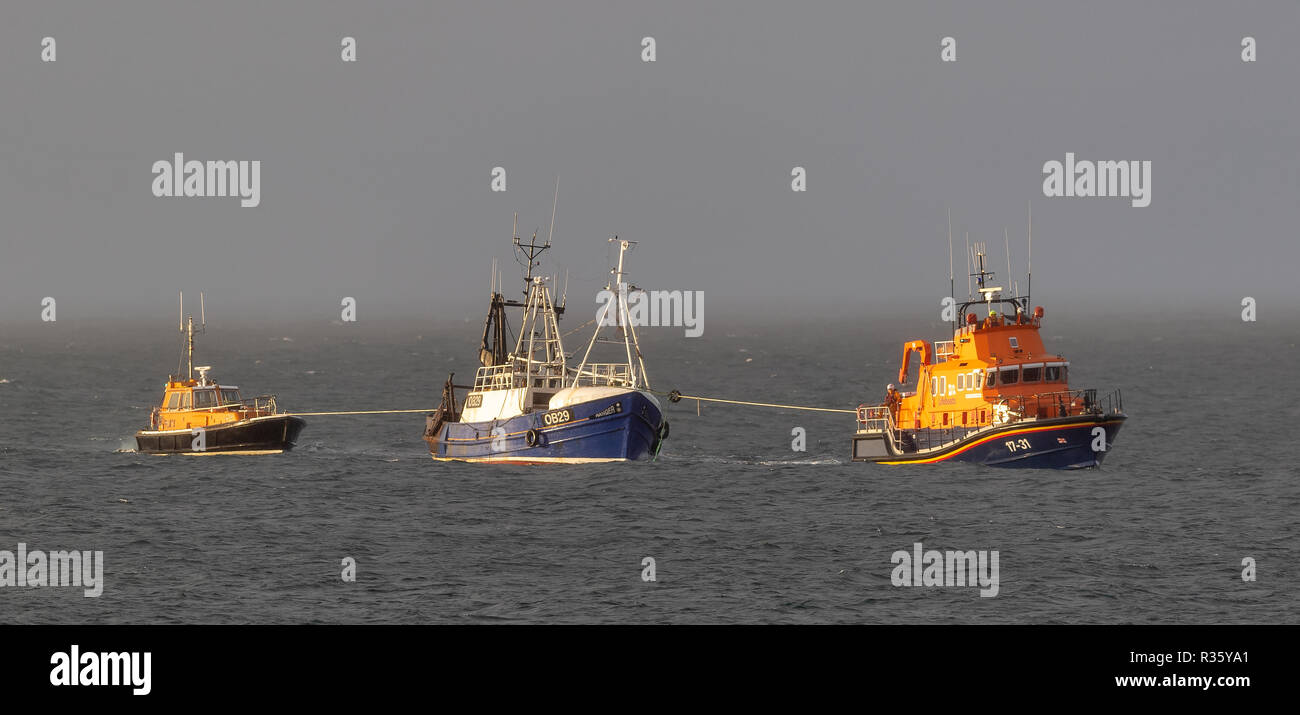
1, 311, 1296, 624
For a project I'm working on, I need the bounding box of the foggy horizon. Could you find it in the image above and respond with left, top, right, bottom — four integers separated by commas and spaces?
3, 1, 1297, 323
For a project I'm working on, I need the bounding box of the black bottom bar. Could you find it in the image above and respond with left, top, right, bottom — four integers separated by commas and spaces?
0, 625, 1285, 703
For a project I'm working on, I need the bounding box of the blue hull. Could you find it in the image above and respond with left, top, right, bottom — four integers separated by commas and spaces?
853, 415, 1126, 469
429, 391, 665, 463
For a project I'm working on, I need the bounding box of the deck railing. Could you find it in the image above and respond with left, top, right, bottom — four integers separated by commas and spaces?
235, 394, 279, 414
206, 395, 278, 414
856, 405, 890, 432
569, 363, 635, 387
473, 364, 522, 391
1003, 388, 1123, 420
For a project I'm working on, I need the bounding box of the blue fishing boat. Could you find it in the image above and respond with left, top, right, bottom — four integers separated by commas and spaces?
424, 216, 668, 464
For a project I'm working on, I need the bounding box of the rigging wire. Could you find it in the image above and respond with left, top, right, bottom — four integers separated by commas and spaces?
286, 408, 439, 416
655, 389, 856, 415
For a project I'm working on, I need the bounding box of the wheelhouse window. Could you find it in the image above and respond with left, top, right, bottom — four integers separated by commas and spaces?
167, 393, 181, 409
1044, 363, 1069, 383
1021, 365, 1042, 383
193, 390, 217, 408
985, 369, 996, 388
930, 376, 949, 396
220, 389, 240, 405
999, 367, 1019, 385
180, 392, 192, 409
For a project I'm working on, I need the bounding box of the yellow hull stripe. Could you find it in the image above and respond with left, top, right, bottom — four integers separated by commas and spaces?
431, 455, 627, 464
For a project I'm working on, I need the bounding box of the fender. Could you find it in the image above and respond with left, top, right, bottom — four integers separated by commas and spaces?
898, 339, 932, 385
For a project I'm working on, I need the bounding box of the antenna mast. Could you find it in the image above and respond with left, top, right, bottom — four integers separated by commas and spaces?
547, 177, 559, 246
948, 209, 955, 333
513, 214, 552, 294
1005, 228, 1013, 299
178, 291, 205, 381
965, 231, 972, 299
1027, 200, 1033, 309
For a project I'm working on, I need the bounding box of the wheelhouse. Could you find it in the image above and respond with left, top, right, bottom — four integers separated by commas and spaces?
148, 368, 277, 432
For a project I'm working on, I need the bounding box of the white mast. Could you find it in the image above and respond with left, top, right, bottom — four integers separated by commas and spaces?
1027, 200, 1032, 307
572, 238, 648, 390
547, 177, 558, 246
506, 216, 566, 411
965, 231, 972, 299
1005, 228, 1013, 298
948, 209, 955, 332
616, 240, 642, 387
947, 208, 953, 283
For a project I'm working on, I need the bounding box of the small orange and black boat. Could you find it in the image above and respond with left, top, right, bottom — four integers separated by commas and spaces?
135, 295, 305, 455
852, 239, 1125, 469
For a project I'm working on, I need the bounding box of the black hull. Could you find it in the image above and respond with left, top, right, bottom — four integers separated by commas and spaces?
852, 414, 1126, 469
135, 416, 307, 454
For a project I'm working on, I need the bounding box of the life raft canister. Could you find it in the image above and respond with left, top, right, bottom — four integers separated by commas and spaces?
993, 401, 1011, 425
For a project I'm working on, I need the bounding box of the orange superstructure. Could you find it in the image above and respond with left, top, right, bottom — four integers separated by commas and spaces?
887, 304, 1081, 432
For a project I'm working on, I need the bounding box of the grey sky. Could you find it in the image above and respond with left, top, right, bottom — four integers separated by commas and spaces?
1, 1, 1297, 323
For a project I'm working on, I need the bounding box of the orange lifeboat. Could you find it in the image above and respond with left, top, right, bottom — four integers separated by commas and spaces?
852, 245, 1125, 468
